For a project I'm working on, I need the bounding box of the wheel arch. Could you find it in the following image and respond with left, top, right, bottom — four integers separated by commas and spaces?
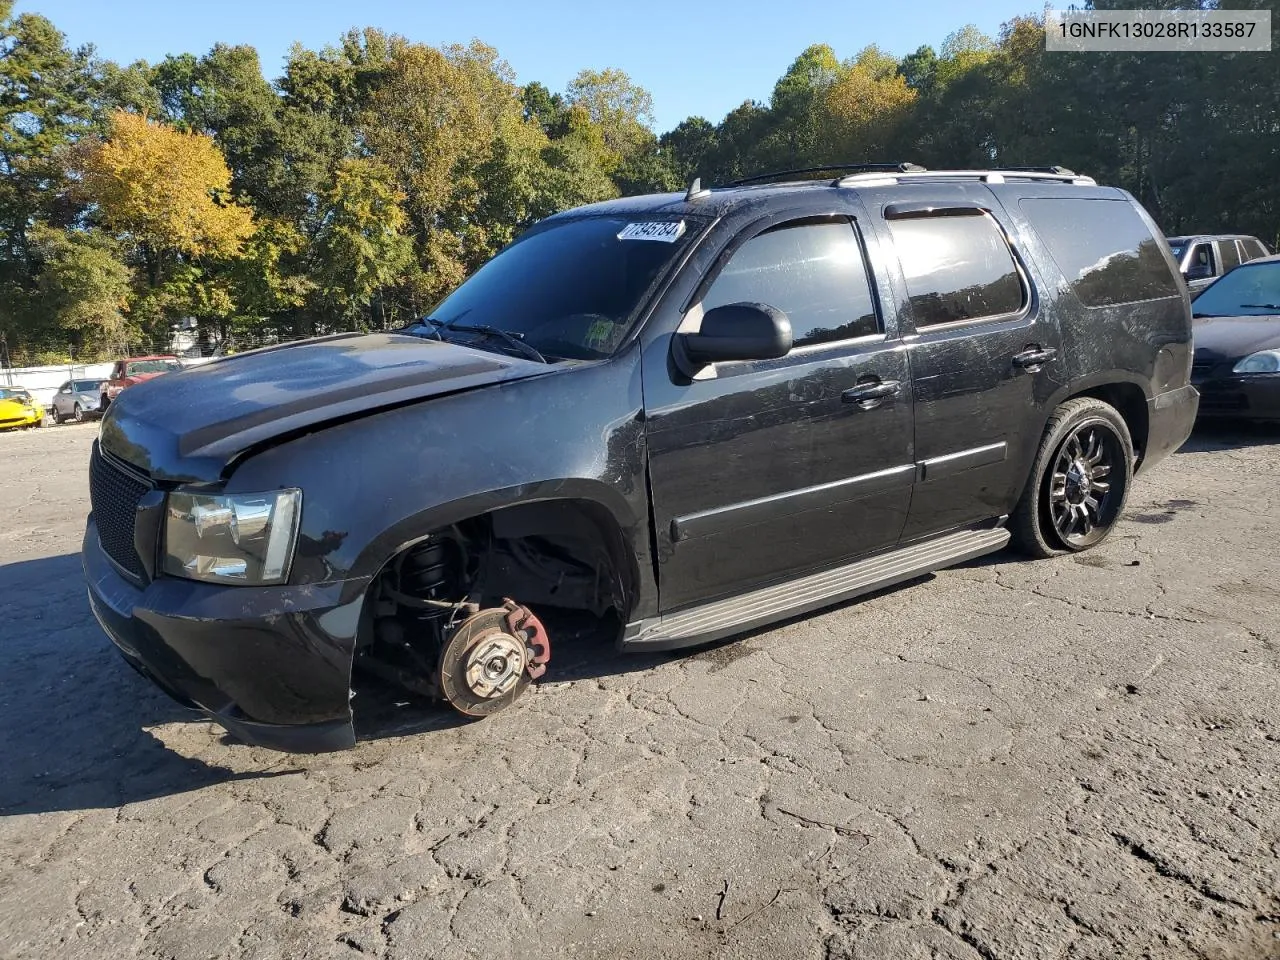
350, 480, 649, 624
1045, 372, 1150, 462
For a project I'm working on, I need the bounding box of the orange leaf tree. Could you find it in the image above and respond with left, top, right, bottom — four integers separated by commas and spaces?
72, 109, 254, 287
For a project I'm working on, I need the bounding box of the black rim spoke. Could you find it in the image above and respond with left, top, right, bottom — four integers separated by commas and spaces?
1047, 420, 1120, 547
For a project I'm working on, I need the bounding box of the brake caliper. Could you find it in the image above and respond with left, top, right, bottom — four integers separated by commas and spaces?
502, 599, 551, 679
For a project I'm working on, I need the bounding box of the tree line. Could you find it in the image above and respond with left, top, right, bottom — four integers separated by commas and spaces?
1, 0, 1275, 365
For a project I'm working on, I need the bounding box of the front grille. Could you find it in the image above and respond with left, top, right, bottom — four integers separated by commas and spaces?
89, 445, 150, 579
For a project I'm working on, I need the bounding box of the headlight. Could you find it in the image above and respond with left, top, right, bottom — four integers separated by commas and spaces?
1232, 350, 1280, 374
162, 489, 302, 585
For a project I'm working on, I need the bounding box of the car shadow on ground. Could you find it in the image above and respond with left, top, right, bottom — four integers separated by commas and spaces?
0, 540, 1063, 812
1178, 420, 1280, 452
0, 558, 693, 813
0, 553, 304, 817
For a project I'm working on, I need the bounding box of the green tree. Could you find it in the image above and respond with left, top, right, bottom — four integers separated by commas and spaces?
899, 45, 939, 93
0, 2, 92, 271
564, 68, 656, 161
152, 44, 282, 206
312, 157, 413, 325
759, 44, 843, 167
521, 80, 565, 135
820, 57, 917, 162
30, 224, 134, 353
659, 116, 718, 183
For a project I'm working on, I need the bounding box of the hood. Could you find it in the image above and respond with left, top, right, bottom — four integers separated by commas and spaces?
100, 332, 549, 482
1192, 314, 1280, 362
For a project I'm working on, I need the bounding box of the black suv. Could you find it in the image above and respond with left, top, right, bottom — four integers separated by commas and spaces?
82, 164, 1199, 752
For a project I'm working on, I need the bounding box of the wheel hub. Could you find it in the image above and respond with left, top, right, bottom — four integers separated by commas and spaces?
1066, 459, 1091, 504
463, 631, 527, 698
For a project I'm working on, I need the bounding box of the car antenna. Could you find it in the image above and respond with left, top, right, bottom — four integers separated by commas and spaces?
684, 177, 711, 202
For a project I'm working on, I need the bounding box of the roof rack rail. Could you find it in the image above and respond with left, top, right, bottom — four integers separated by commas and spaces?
990, 165, 1077, 176
730, 162, 925, 187
835, 168, 1097, 187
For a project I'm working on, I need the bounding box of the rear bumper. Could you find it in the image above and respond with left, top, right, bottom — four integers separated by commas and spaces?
1138, 384, 1199, 474
1191, 375, 1280, 422
83, 518, 369, 752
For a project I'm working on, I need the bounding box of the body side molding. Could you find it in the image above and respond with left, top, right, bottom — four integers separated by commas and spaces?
670, 462, 915, 542
917, 441, 1008, 482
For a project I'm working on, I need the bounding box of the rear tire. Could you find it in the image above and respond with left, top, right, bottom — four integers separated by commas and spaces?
1010, 397, 1134, 559
52, 406, 64, 425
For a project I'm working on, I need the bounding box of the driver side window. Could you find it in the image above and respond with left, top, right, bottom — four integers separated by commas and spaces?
1187, 243, 1216, 279
700, 218, 881, 351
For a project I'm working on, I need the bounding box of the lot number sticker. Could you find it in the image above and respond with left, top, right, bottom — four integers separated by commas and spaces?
618, 221, 686, 242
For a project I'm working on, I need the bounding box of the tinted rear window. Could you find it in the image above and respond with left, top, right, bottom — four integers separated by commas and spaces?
885, 212, 1025, 328
1019, 198, 1180, 307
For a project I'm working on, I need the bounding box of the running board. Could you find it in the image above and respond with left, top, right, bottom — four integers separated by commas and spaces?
621, 526, 1010, 652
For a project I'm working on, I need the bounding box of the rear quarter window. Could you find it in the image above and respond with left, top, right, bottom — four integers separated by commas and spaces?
1219, 240, 1241, 270
1019, 198, 1180, 307
884, 211, 1025, 328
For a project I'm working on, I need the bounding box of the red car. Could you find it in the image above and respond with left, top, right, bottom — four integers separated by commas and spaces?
101, 355, 185, 409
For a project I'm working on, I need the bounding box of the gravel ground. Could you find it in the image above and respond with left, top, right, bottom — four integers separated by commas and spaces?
1, 419, 1278, 960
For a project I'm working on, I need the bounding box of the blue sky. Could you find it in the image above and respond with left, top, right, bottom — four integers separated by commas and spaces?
18, 0, 1039, 133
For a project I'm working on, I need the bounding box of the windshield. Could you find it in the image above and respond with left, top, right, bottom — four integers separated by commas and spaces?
72, 379, 102, 392
125, 359, 183, 375
1193, 261, 1280, 316
412, 215, 701, 361
0, 388, 32, 401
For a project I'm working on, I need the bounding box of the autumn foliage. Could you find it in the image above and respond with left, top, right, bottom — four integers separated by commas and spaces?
73, 110, 254, 264
1, 0, 1278, 363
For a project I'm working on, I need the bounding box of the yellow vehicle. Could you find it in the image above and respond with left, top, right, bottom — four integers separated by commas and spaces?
0, 386, 47, 431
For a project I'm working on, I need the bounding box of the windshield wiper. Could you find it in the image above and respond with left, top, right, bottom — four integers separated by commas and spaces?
445, 323, 549, 364
408, 315, 551, 363
1239, 303, 1280, 311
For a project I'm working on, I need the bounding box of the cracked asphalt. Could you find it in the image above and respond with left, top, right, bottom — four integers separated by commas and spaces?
2, 420, 1279, 960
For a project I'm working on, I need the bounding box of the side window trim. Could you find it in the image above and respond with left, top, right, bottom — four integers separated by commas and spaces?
888, 208, 1033, 335
684, 212, 887, 357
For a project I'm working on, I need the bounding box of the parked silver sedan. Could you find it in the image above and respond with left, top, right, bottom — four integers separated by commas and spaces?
50, 379, 105, 423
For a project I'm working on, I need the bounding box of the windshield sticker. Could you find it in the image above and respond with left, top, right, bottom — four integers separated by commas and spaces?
617, 220, 686, 243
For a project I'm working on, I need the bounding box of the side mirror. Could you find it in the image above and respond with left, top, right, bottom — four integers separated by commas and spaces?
676, 302, 793, 372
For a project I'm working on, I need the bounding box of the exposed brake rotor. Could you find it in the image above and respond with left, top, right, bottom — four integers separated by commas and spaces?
437, 600, 550, 718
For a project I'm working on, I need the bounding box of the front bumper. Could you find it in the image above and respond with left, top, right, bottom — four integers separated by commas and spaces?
0, 408, 44, 429
83, 518, 370, 752
1138, 384, 1199, 474
1190, 374, 1280, 422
